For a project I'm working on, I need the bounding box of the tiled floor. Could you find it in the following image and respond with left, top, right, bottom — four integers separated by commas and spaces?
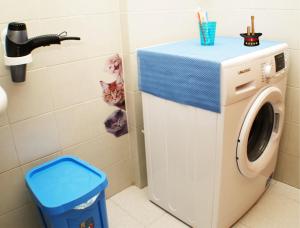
107, 180, 300, 228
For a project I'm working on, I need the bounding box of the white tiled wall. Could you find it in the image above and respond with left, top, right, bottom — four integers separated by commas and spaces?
0, 1, 132, 226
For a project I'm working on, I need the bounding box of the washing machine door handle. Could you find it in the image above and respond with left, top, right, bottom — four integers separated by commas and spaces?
236, 87, 284, 178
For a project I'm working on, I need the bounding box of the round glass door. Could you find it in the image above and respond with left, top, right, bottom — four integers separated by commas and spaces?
236, 87, 284, 178
247, 102, 274, 162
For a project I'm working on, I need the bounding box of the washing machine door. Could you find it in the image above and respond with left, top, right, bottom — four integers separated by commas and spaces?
236, 87, 284, 178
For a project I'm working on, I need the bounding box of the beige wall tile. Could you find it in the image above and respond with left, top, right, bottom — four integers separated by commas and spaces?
291, 88, 300, 124
279, 123, 288, 153
21, 151, 62, 176
12, 113, 61, 164
120, 13, 130, 54
287, 124, 300, 157
0, 168, 30, 215
123, 54, 138, 92
126, 91, 143, 129
103, 159, 133, 198
129, 128, 147, 188
39, 0, 119, 18
288, 49, 300, 88
275, 153, 300, 188
125, 0, 198, 11
206, 9, 300, 49
63, 134, 130, 170
0, 0, 40, 23
0, 70, 53, 123
30, 14, 122, 70
0, 112, 8, 127
198, 0, 300, 10
279, 123, 300, 157
285, 87, 300, 124
49, 56, 117, 110
126, 11, 197, 52
0, 203, 43, 228
0, 125, 19, 173
55, 99, 117, 148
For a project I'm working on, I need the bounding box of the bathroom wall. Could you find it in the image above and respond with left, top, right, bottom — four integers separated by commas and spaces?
120, 0, 200, 187
198, 0, 300, 188
0, 1, 133, 227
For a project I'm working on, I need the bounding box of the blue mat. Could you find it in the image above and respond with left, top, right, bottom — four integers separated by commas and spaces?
138, 37, 282, 113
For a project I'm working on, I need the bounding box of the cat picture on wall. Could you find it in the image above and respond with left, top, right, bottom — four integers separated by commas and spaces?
104, 109, 128, 137
100, 78, 125, 110
100, 54, 128, 137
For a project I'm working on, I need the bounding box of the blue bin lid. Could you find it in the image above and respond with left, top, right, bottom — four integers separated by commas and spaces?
25, 156, 108, 215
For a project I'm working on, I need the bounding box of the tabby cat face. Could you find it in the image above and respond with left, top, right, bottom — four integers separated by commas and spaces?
100, 80, 125, 110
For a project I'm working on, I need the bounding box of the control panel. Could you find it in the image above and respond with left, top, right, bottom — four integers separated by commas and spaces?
222, 47, 288, 106
261, 52, 287, 82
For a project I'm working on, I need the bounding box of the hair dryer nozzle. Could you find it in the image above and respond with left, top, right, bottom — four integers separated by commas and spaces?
59, 36, 81, 41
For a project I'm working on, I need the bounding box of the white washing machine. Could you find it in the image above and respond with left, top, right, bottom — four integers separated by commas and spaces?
140, 40, 288, 228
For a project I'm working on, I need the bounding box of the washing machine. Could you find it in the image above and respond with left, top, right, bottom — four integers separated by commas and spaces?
138, 37, 288, 228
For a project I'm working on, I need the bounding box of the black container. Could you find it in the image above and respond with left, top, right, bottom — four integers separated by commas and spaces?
240, 33, 262, 47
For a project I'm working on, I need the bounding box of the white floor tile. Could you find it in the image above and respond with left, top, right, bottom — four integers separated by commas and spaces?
239, 186, 300, 228
106, 200, 144, 228
110, 186, 165, 226
108, 182, 300, 228
147, 213, 190, 228
268, 180, 300, 203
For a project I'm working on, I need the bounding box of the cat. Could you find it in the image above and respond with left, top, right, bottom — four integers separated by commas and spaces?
104, 109, 128, 137
100, 79, 125, 110
105, 54, 123, 78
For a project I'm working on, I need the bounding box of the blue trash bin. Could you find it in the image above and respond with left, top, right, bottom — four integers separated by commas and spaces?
25, 156, 109, 228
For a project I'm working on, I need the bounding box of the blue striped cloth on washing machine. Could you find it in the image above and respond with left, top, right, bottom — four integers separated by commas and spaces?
138, 37, 282, 113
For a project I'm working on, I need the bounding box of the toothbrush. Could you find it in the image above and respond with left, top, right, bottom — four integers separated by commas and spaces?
197, 12, 206, 44
251, 16, 255, 35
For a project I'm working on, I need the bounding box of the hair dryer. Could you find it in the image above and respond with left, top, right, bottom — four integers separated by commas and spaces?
2, 22, 80, 82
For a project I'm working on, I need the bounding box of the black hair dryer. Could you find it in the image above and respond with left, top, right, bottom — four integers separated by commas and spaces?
1, 22, 80, 82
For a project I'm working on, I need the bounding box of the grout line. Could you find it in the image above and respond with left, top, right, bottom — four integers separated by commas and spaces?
0, 53, 122, 79
27, 53, 122, 73
7, 123, 22, 169
120, 9, 196, 14
109, 186, 166, 227
204, 7, 300, 12
286, 85, 300, 89
7, 97, 103, 125
0, 11, 121, 25
107, 199, 146, 227
284, 120, 300, 126
0, 150, 62, 175
0, 202, 33, 218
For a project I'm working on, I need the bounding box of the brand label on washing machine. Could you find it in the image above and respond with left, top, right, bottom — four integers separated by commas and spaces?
238, 68, 251, 75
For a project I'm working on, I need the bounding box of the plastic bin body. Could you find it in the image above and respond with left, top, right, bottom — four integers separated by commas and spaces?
25, 156, 109, 228
40, 191, 108, 228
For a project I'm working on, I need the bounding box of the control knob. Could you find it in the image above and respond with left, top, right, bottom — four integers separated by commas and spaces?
262, 63, 272, 79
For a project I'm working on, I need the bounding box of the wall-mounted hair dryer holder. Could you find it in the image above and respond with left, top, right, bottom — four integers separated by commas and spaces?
1, 22, 80, 82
